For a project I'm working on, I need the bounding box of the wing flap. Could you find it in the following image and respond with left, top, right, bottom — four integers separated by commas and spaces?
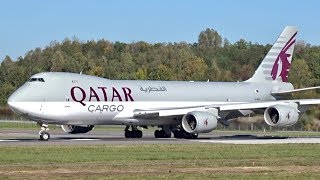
133, 112, 159, 119
133, 107, 206, 119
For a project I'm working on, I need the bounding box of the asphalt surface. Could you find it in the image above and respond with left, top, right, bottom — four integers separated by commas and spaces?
1, 129, 320, 145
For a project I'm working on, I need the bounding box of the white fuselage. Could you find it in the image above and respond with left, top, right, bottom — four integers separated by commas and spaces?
7, 72, 294, 126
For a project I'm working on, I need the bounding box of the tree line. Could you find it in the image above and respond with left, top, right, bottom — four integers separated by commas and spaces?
0, 28, 319, 128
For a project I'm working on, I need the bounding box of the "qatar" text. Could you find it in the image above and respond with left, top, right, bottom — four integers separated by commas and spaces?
70, 86, 134, 106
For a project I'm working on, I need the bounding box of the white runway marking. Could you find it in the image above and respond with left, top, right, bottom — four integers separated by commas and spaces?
0, 140, 20, 142
192, 138, 320, 144
70, 139, 100, 141
2, 137, 320, 144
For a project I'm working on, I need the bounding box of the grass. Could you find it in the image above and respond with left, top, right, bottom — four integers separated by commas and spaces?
0, 144, 320, 179
0, 121, 39, 129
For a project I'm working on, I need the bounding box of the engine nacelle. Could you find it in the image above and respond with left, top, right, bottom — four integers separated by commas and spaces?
182, 111, 218, 133
264, 104, 299, 127
61, 125, 94, 134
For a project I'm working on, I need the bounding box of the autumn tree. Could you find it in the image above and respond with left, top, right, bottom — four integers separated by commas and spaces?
198, 28, 222, 48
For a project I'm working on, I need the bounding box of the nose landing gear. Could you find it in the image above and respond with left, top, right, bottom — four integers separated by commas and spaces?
38, 123, 50, 141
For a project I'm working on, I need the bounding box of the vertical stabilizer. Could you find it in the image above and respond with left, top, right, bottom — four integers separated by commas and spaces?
247, 26, 298, 83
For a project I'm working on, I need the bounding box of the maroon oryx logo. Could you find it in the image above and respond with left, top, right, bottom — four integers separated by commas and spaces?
204, 119, 208, 126
271, 32, 297, 82
286, 112, 291, 120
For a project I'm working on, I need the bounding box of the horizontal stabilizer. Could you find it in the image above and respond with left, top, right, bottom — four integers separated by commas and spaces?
271, 86, 320, 95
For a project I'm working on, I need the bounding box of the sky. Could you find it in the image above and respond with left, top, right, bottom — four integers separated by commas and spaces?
1, 0, 320, 61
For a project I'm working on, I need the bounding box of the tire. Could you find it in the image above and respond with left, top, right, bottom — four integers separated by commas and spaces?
124, 131, 131, 138
136, 130, 143, 138
165, 131, 171, 138
131, 131, 137, 138
191, 133, 198, 139
159, 130, 167, 138
183, 131, 192, 139
154, 130, 160, 138
40, 132, 50, 141
173, 130, 182, 139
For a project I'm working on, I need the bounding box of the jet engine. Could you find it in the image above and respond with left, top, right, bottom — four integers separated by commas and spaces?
182, 111, 218, 133
61, 125, 94, 134
264, 104, 299, 127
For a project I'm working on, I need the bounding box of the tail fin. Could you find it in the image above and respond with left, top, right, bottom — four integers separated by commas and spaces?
247, 26, 298, 83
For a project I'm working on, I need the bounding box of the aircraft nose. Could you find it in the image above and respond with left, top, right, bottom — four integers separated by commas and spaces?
7, 92, 18, 110
7, 83, 39, 116
8, 88, 29, 114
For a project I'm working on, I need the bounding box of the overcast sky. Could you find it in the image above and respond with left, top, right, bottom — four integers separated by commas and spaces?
1, 0, 320, 61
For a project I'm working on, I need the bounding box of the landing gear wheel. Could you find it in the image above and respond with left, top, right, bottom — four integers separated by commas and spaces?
125, 130, 132, 138
38, 123, 50, 141
154, 130, 171, 138
173, 130, 182, 139
136, 130, 143, 138
124, 129, 143, 138
40, 131, 50, 141
191, 133, 198, 139
173, 129, 198, 139
154, 130, 161, 138
162, 130, 171, 138
131, 131, 137, 138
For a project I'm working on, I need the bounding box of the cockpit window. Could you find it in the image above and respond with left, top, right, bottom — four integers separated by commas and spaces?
28, 78, 45, 82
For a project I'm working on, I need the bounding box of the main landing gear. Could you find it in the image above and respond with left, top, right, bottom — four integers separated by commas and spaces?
154, 129, 171, 138
154, 126, 198, 139
124, 125, 198, 139
38, 123, 50, 141
173, 129, 198, 139
124, 125, 143, 138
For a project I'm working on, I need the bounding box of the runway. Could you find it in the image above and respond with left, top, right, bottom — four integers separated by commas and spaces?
1, 129, 320, 145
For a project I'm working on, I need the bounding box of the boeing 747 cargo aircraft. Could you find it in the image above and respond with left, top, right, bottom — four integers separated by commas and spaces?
7, 26, 320, 140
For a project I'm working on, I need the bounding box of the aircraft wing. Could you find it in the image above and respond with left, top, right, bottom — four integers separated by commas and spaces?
133, 99, 320, 119
218, 99, 320, 111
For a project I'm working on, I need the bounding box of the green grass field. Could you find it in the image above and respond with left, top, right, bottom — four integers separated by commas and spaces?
1, 121, 320, 179
0, 144, 320, 179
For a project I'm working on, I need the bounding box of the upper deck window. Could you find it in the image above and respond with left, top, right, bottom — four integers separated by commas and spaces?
28, 78, 45, 82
